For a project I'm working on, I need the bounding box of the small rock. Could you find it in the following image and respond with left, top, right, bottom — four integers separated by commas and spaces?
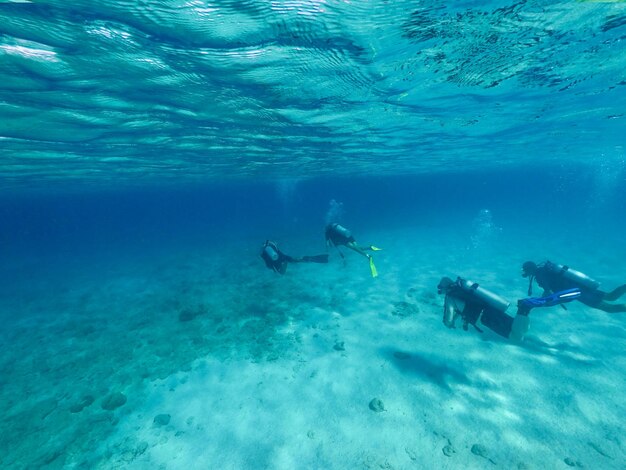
471, 444, 496, 464
471, 444, 488, 458
153, 414, 171, 426
101, 392, 127, 411
334, 341, 345, 351
307, 430, 315, 439
70, 395, 95, 413
564, 458, 576, 467
442, 445, 455, 457
369, 398, 385, 412
405, 447, 417, 460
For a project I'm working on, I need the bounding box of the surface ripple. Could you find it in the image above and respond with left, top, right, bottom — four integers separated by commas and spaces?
1, 0, 625, 187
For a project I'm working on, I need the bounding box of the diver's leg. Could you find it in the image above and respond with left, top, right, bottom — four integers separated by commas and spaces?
595, 301, 626, 313
603, 284, 626, 301
509, 315, 530, 341
346, 242, 370, 259
301, 254, 329, 263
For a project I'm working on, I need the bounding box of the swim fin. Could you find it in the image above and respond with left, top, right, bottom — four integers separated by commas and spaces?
301, 254, 329, 264
517, 287, 581, 315
544, 288, 581, 306
369, 256, 378, 278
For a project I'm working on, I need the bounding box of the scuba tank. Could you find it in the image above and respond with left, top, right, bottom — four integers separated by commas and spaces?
456, 277, 511, 312
545, 261, 600, 290
332, 223, 352, 239
263, 242, 280, 262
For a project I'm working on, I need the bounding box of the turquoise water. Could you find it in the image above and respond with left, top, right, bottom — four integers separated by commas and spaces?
1, 1, 626, 469
1, 1, 625, 186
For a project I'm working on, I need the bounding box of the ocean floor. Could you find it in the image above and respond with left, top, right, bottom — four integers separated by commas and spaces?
1, 223, 625, 469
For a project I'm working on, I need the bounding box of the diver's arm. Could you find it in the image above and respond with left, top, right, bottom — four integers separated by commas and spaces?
443, 296, 462, 328
325, 238, 333, 251
535, 272, 552, 296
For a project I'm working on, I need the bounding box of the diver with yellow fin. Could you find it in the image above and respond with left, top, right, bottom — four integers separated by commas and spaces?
324, 223, 381, 278
260, 240, 328, 275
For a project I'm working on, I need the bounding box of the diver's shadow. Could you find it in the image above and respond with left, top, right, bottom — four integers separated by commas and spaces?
382, 347, 470, 391
519, 335, 601, 366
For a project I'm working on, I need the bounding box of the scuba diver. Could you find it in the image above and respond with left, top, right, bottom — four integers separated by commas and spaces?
260, 240, 328, 275
437, 276, 581, 341
324, 223, 381, 278
522, 260, 626, 313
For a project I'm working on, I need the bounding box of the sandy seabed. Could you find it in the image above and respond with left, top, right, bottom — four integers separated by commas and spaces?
1, 226, 625, 469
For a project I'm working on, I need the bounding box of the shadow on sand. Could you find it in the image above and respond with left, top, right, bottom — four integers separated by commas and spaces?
381, 347, 470, 391
520, 335, 602, 366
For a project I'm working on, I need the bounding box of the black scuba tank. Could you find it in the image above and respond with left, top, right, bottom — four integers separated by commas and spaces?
545, 262, 600, 290
456, 277, 511, 312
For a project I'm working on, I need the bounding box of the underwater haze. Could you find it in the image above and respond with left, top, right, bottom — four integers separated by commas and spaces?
1, 1, 626, 469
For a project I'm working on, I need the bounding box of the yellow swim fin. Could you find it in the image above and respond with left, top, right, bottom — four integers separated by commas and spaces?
369, 256, 378, 278
369, 245, 382, 251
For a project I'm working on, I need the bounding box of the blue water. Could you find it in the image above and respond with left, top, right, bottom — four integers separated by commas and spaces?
1, 1, 626, 468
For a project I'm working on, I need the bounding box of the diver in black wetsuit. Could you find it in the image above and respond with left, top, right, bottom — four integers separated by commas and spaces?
437, 276, 581, 340
324, 223, 381, 277
522, 261, 626, 313
260, 240, 328, 275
